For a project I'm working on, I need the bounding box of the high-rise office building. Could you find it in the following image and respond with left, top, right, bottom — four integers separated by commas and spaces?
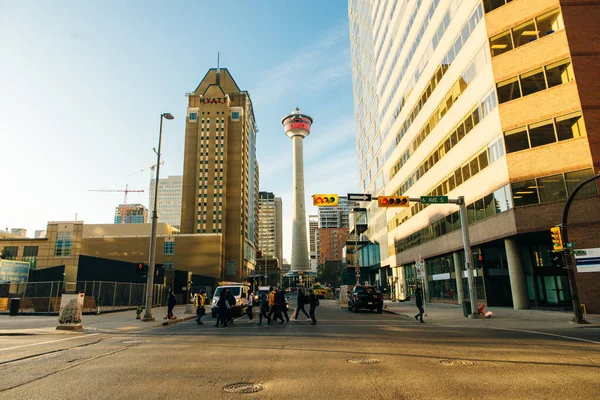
114, 204, 147, 224
180, 68, 259, 282
349, 0, 600, 312
257, 192, 283, 264
150, 175, 183, 230
318, 196, 354, 228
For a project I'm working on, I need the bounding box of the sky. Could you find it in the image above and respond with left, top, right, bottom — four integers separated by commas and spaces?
0, 0, 359, 262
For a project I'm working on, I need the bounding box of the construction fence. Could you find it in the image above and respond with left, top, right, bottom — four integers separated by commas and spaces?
0, 281, 169, 314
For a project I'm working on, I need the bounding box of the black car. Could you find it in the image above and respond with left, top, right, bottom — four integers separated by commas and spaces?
348, 286, 383, 313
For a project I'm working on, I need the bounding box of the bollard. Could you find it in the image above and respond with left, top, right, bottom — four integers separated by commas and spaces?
136, 306, 144, 319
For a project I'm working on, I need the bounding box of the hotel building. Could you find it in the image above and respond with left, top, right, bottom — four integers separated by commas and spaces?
349, 0, 600, 311
180, 68, 259, 282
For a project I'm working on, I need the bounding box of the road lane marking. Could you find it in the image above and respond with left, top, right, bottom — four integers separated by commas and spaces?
0, 333, 100, 352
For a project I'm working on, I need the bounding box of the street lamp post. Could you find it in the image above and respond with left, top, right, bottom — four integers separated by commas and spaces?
142, 112, 174, 322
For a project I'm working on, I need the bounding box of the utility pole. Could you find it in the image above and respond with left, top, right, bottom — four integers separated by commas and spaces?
142, 112, 173, 322
457, 196, 478, 317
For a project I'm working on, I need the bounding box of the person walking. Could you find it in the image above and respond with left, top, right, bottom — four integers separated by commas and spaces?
257, 292, 270, 326
276, 286, 289, 324
268, 286, 283, 324
195, 290, 206, 325
166, 289, 176, 320
414, 287, 425, 323
246, 291, 254, 323
215, 291, 228, 327
308, 288, 319, 325
226, 288, 236, 324
292, 288, 310, 321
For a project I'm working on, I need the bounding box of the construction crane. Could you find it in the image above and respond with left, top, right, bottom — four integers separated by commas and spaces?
89, 184, 144, 224
125, 161, 164, 178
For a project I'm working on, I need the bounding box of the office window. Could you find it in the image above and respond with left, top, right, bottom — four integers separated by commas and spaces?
497, 77, 521, 103
520, 68, 545, 96
1, 246, 18, 259
565, 169, 598, 199
490, 31, 513, 57
54, 232, 72, 257
536, 9, 563, 38
538, 174, 567, 203
529, 120, 556, 148
512, 180, 539, 206
23, 246, 38, 257
189, 112, 198, 121
513, 20, 538, 48
164, 261, 174, 270
545, 59, 573, 88
231, 111, 240, 121
164, 241, 175, 255
556, 112, 585, 141
484, 0, 512, 13
505, 127, 530, 153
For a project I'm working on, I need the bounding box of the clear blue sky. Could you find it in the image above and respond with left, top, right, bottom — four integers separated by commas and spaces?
0, 0, 358, 261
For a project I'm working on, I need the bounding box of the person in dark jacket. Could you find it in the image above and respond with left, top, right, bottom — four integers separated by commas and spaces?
167, 290, 176, 320
276, 287, 290, 323
292, 288, 310, 321
257, 292, 270, 326
226, 289, 236, 324
308, 288, 319, 325
414, 287, 425, 323
215, 291, 228, 327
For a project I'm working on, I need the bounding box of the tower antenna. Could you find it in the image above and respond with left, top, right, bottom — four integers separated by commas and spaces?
296, 91, 299, 109
217, 52, 220, 72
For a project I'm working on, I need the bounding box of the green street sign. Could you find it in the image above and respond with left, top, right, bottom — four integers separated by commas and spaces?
566, 242, 576, 248
420, 196, 449, 204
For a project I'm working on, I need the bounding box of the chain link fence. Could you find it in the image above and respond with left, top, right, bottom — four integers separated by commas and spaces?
0, 281, 168, 314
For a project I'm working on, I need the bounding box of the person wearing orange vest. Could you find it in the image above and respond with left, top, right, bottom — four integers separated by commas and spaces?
195, 290, 206, 325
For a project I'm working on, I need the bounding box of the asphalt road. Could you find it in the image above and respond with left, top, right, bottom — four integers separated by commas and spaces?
1, 300, 599, 399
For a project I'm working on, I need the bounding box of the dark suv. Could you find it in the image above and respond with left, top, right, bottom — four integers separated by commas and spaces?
348, 286, 383, 313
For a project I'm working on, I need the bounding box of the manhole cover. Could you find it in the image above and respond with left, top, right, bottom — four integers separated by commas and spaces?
347, 358, 380, 364
223, 383, 264, 394
439, 359, 474, 366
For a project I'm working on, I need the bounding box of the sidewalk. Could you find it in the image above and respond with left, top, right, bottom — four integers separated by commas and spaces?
0, 305, 198, 335
383, 300, 600, 331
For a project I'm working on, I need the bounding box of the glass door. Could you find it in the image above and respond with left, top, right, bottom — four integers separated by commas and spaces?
543, 276, 559, 304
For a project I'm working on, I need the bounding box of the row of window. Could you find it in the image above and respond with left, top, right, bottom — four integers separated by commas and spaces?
375, 1, 482, 175
490, 9, 563, 57
164, 242, 174, 255
483, 0, 512, 13
391, 136, 506, 229
385, 43, 489, 164
497, 58, 574, 104
511, 168, 598, 207
201, 128, 226, 132
197, 229, 222, 233
55, 232, 72, 257
392, 88, 497, 190
391, 184, 513, 255
505, 111, 586, 153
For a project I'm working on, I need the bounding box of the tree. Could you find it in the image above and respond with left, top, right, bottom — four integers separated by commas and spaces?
317, 260, 345, 286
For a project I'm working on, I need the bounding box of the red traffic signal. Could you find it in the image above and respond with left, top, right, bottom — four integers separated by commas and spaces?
378, 196, 409, 208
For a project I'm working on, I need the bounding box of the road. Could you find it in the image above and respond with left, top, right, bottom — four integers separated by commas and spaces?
1, 300, 599, 399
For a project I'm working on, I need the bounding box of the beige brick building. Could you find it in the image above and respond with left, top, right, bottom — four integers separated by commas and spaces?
349, 0, 600, 312
180, 68, 259, 282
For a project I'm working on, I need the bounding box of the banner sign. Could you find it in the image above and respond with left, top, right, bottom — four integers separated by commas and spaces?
574, 248, 600, 273
0, 260, 30, 283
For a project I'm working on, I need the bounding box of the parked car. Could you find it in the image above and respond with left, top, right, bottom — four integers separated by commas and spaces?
347, 285, 383, 313
211, 283, 250, 318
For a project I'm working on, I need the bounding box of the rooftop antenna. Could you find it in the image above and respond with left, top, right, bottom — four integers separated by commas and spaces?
296, 91, 299, 109
216, 52, 221, 85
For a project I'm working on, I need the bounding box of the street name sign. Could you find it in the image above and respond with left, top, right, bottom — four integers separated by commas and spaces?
347, 193, 372, 202
420, 195, 449, 204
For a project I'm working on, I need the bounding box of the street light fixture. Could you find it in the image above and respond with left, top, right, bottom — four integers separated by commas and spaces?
142, 112, 174, 322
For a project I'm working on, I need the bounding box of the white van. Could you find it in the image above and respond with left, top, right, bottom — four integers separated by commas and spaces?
210, 283, 250, 318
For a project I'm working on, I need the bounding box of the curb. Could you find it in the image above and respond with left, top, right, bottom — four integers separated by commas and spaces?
158, 315, 196, 327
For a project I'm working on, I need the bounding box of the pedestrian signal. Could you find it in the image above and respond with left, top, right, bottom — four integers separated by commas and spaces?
378, 196, 410, 207
313, 194, 339, 207
550, 226, 564, 251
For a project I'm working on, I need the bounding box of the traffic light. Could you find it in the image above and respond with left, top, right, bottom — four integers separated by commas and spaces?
378, 196, 410, 207
550, 226, 564, 251
313, 194, 339, 207
136, 263, 147, 276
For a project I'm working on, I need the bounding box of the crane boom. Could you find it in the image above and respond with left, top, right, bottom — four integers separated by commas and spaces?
88, 184, 145, 224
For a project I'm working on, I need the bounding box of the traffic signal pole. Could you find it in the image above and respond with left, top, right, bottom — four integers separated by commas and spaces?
560, 171, 599, 324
